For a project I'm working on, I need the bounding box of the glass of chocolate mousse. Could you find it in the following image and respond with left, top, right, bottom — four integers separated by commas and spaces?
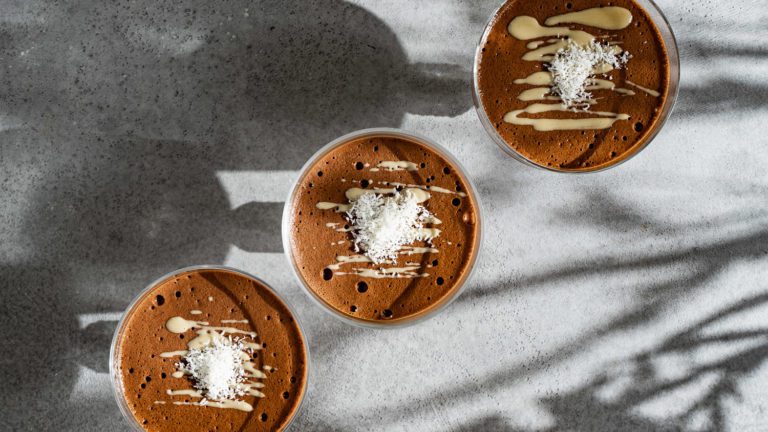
283, 128, 483, 328
473, 0, 679, 172
110, 265, 309, 432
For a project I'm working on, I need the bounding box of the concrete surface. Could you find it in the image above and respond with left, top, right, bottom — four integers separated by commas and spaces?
1, 0, 767, 430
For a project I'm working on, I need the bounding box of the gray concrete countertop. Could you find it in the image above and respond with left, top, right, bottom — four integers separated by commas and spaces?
2, 0, 767, 430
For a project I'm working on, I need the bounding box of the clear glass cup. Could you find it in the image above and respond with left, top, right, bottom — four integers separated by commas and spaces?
472, 0, 680, 173
110, 265, 310, 431
282, 128, 483, 328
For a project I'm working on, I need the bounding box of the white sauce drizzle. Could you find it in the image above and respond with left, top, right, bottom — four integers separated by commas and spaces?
155, 315, 268, 412
378, 181, 467, 198
544, 6, 632, 29
372, 161, 419, 172
315, 161, 469, 279
326, 254, 389, 270
160, 350, 189, 358
504, 7, 641, 131
166, 389, 203, 398
626, 80, 660, 97
504, 103, 630, 131
171, 400, 253, 412
514, 71, 553, 85
316, 187, 430, 213
399, 246, 439, 255
337, 266, 428, 279
316, 202, 351, 212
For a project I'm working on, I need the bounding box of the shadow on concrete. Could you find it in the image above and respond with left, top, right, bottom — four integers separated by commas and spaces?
675, 78, 768, 119
672, 18, 768, 120
531, 292, 768, 432
383, 191, 767, 430
0, 0, 471, 429
460, 190, 768, 304
452, 414, 524, 431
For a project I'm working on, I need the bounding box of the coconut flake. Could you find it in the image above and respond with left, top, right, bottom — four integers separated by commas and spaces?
548, 40, 630, 109
178, 336, 249, 401
344, 190, 432, 264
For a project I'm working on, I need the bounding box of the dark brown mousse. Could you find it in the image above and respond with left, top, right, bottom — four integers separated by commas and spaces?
476, 0, 670, 171
287, 133, 480, 324
116, 268, 307, 432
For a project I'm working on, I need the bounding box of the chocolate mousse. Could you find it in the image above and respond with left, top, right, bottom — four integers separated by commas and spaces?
285, 130, 481, 325
475, 0, 672, 171
114, 267, 307, 431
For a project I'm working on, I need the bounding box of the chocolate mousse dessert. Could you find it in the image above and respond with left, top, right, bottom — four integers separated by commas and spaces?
113, 267, 308, 431
284, 130, 481, 325
475, 0, 674, 171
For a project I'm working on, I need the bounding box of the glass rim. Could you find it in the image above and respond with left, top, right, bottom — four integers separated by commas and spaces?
471, 0, 681, 174
109, 264, 311, 431
281, 127, 484, 329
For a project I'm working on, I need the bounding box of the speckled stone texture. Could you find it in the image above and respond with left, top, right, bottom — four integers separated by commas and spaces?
1, 0, 767, 430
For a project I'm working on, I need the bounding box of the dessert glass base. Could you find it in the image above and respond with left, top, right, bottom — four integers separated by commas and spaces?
110, 265, 309, 431
283, 128, 483, 328
472, 0, 680, 173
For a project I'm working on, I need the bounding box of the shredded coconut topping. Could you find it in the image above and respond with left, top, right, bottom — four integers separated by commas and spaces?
178, 336, 249, 401
345, 190, 432, 264
548, 40, 630, 109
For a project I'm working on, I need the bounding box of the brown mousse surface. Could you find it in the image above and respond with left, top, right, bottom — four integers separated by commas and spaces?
117, 268, 307, 432
477, 0, 670, 171
288, 134, 480, 324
